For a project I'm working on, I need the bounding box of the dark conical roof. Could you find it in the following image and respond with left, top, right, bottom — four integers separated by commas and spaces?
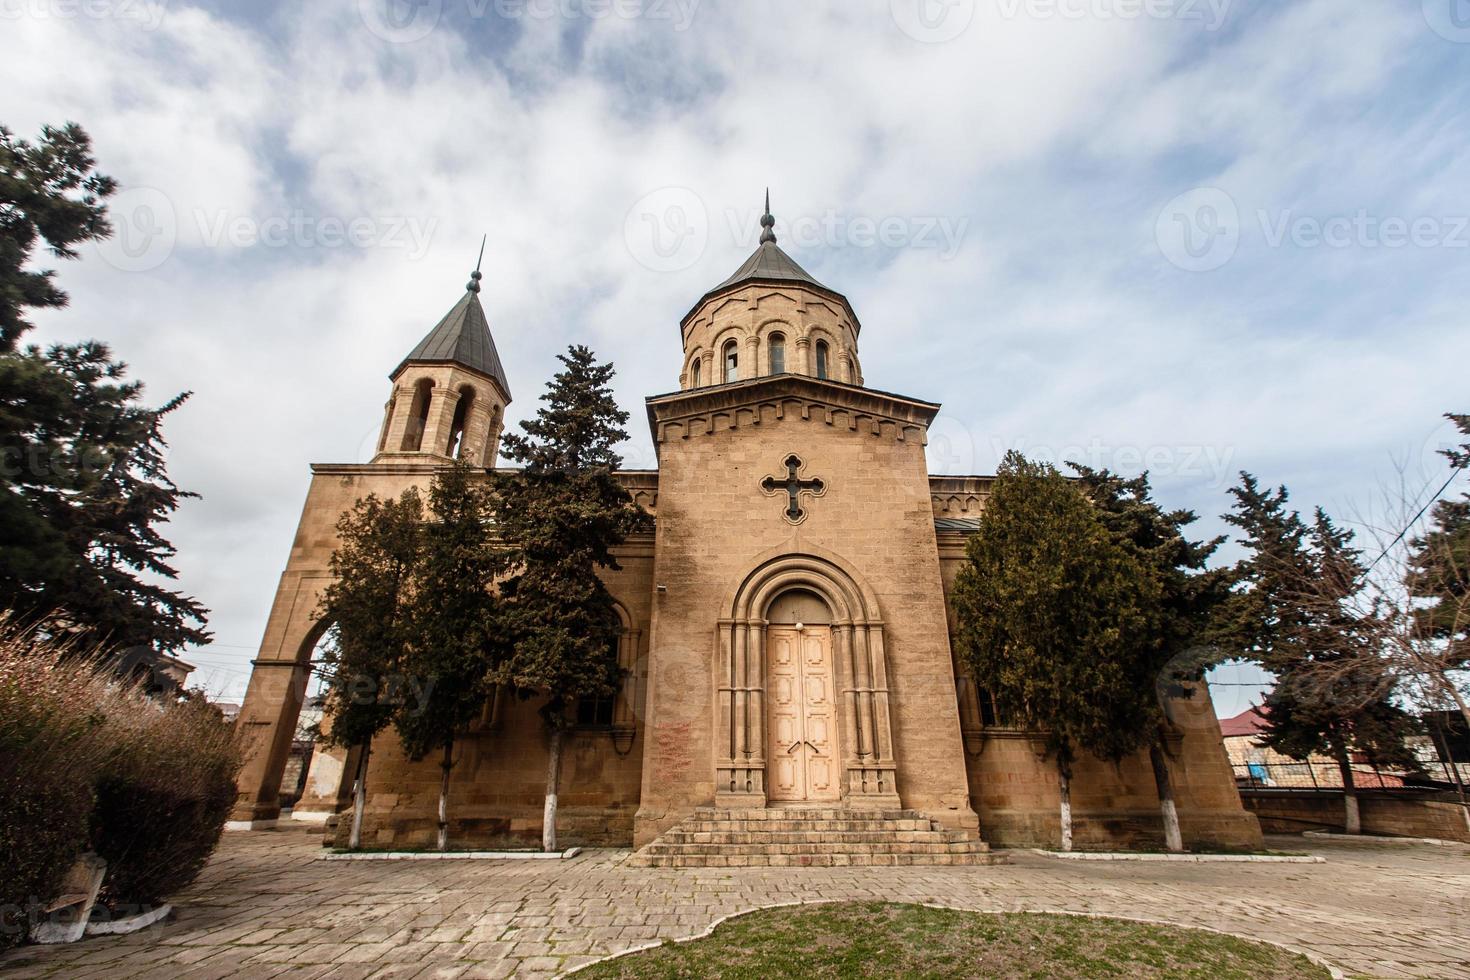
682, 193, 858, 332
712, 239, 827, 293
393, 282, 511, 400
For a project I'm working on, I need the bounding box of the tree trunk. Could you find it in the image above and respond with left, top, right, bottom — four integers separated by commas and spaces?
1335, 747, 1361, 835
1057, 762, 1073, 852
542, 725, 563, 853
437, 739, 454, 853
348, 739, 371, 851
1149, 742, 1184, 853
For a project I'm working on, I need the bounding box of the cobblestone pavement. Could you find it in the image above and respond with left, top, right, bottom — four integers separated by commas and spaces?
2, 825, 1467, 979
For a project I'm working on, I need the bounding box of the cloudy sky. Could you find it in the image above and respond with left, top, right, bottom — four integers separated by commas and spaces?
4, 0, 1467, 713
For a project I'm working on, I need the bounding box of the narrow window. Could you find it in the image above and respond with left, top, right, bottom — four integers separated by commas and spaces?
769, 334, 785, 375
723, 341, 738, 383
400, 378, 434, 452
691, 358, 701, 388
815, 341, 829, 379
446, 386, 475, 458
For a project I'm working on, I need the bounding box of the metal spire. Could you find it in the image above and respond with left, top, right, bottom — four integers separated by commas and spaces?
760, 188, 777, 245
467, 234, 486, 293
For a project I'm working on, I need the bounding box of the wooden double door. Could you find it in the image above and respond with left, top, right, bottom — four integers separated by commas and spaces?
766, 626, 840, 802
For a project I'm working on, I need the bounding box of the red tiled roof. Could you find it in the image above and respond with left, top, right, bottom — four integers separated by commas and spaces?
1219, 707, 1269, 738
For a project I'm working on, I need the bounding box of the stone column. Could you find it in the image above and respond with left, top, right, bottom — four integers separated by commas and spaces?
744, 336, 760, 380
794, 336, 811, 377
422, 387, 462, 458
380, 383, 417, 454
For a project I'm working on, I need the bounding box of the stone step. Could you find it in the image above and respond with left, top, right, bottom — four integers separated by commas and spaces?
676, 818, 936, 833
662, 830, 977, 845
639, 840, 990, 856
690, 808, 921, 821
629, 852, 1002, 868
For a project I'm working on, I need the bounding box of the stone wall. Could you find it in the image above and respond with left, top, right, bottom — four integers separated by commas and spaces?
1242, 789, 1470, 842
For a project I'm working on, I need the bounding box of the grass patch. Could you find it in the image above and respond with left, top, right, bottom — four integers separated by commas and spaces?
575, 902, 1329, 979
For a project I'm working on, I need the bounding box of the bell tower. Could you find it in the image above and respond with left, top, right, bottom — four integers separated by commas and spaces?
375, 255, 512, 467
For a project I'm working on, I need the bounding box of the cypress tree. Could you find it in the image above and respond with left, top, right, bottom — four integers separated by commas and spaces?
953, 452, 1162, 851
318, 489, 424, 849
396, 460, 502, 851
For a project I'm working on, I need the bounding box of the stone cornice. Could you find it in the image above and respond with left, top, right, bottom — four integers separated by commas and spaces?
645, 375, 940, 455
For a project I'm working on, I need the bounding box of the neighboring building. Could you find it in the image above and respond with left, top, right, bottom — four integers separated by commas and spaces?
229, 202, 1262, 856
1220, 707, 1415, 790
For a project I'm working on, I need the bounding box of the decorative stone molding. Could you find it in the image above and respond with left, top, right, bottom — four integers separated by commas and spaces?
646, 375, 938, 457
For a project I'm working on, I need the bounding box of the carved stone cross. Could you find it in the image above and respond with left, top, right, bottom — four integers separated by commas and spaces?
760, 454, 825, 523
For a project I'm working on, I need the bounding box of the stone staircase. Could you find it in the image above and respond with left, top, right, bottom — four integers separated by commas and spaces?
627, 807, 1000, 868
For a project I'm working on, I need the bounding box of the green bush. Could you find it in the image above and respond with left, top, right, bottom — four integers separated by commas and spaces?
91, 698, 241, 910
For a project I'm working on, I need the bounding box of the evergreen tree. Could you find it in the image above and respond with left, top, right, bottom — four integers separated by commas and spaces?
953, 452, 1162, 851
1071, 464, 1231, 851
1215, 477, 1418, 832
396, 460, 502, 852
1, 123, 115, 351
1407, 494, 1469, 673
1444, 413, 1469, 470
1, 123, 205, 669
318, 489, 424, 849
490, 346, 644, 852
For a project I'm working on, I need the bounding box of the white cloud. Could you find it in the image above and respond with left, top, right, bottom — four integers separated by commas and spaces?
4, 0, 1464, 700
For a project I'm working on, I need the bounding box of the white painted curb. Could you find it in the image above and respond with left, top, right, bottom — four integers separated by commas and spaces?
84, 903, 172, 936
1303, 831, 1468, 848
1027, 849, 1325, 864
321, 846, 582, 861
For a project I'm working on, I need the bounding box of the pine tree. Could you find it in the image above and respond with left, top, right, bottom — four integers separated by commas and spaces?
953, 452, 1162, 851
1, 123, 205, 672
396, 460, 502, 851
1215, 477, 1418, 833
490, 346, 644, 852
318, 489, 424, 849
1071, 464, 1231, 851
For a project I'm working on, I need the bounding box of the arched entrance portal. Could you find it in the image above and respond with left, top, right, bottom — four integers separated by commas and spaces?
764, 590, 839, 802
716, 553, 901, 810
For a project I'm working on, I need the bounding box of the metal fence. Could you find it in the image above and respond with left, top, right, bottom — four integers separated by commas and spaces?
1232, 759, 1470, 798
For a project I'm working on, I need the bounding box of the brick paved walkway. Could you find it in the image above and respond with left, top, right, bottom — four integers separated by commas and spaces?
2, 825, 1467, 979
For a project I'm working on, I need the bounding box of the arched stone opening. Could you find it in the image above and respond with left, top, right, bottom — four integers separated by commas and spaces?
715, 555, 900, 809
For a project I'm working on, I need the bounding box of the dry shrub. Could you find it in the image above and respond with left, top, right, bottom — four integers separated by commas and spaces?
90, 695, 241, 910
0, 622, 242, 939
0, 630, 106, 949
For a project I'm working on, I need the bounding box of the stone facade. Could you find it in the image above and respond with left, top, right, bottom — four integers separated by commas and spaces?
230, 214, 1262, 852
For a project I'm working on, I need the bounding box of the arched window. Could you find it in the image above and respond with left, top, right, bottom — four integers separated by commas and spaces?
446, 385, 475, 458
400, 378, 434, 452
768, 333, 785, 375
815, 340, 829, 380
691, 358, 701, 388
723, 340, 739, 383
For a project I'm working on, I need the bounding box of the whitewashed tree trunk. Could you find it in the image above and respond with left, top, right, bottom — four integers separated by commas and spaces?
1149, 742, 1184, 853
1337, 750, 1361, 835
1058, 764, 1073, 852
542, 726, 563, 853
348, 739, 371, 851
437, 739, 453, 853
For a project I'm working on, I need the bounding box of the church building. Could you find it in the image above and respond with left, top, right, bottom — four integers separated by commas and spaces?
229, 201, 1262, 862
